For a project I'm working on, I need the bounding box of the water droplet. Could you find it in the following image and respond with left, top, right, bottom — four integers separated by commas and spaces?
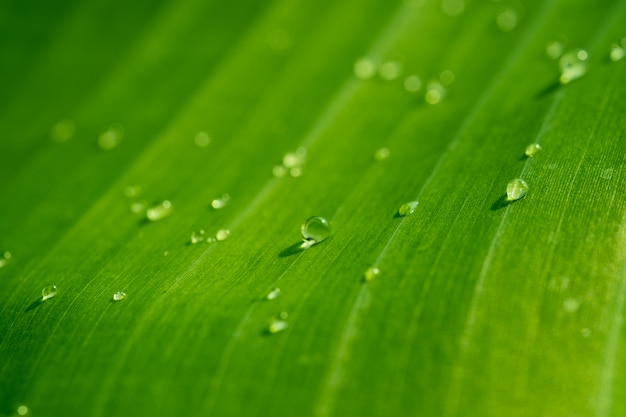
268, 319, 288, 334
563, 298, 580, 313
273, 165, 288, 178
123, 185, 142, 198
398, 201, 419, 216
506, 179, 528, 201
404, 75, 422, 93
496, 8, 518, 32
374, 147, 390, 161
266, 288, 281, 300
190, 230, 206, 244
146, 200, 173, 221
546, 40, 564, 60
559, 49, 588, 84
42, 285, 58, 301
439, 70, 455, 86
425, 80, 446, 104
0, 251, 11, 268
364, 266, 380, 282
113, 291, 126, 301
601, 168, 614, 180
279, 311, 288, 320
301, 216, 330, 247
216, 229, 231, 241
525, 143, 542, 157
98, 123, 124, 150
289, 166, 303, 177
441, 0, 464, 16
16, 405, 29, 416
50, 119, 75, 143
194, 131, 211, 147
610, 38, 626, 62
206, 237, 217, 244
211, 193, 231, 209
379, 60, 402, 81
130, 201, 147, 214
354, 58, 377, 80
283, 148, 307, 168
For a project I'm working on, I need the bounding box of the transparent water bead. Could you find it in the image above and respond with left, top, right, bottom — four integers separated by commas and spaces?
130, 201, 147, 214
98, 123, 125, 150
42, 285, 58, 301
439, 70, 455, 86
301, 216, 330, 247
442, 0, 465, 16
525, 143, 542, 157
374, 147, 390, 161
559, 49, 588, 84
211, 193, 231, 209
146, 200, 172, 221
506, 179, 528, 201
123, 185, 142, 198
546, 40, 564, 60
113, 292, 126, 301
404, 75, 422, 93
283, 147, 307, 168
273, 165, 288, 178
17, 405, 29, 416
425, 80, 446, 104
216, 229, 231, 241
364, 266, 380, 282
190, 230, 206, 244
0, 251, 11, 268
50, 119, 75, 142
266, 288, 281, 300
379, 60, 402, 81
194, 131, 211, 147
398, 201, 419, 216
610, 38, 626, 62
268, 319, 288, 334
496, 8, 518, 32
354, 57, 377, 80
563, 298, 580, 313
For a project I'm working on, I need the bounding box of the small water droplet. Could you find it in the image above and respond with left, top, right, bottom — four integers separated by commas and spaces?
354, 58, 377, 80
279, 311, 288, 320
506, 179, 528, 201
130, 201, 147, 214
563, 298, 580, 313
0, 251, 11, 268
404, 75, 422, 93
374, 147, 390, 161
273, 165, 288, 178
113, 291, 126, 301
379, 60, 402, 81
42, 285, 58, 301
194, 131, 211, 147
190, 230, 206, 244
559, 49, 588, 84
301, 216, 330, 247
398, 201, 419, 216
289, 166, 303, 177
496, 8, 518, 32
50, 119, 75, 143
266, 288, 281, 300
123, 185, 142, 198
98, 123, 124, 150
610, 38, 626, 62
283, 148, 307, 168
206, 236, 217, 244
364, 266, 380, 282
601, 168, 614, 180
425, 80, 446, 104
211, 193, 231, 209
441, 0, 465, 16
216, 229, 231, 241
146, 200, 173, 221
439, 70, 455, 86
268, 319, 288, 334
546, 40, 564, 60
525, 143, 542, 157
16, 405, 29, 416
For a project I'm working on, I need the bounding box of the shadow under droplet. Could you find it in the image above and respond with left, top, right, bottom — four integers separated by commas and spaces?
536, 79, 561, 99
279, 241, 309, 258
25, 297, 44, 312
491, 194, 512, 211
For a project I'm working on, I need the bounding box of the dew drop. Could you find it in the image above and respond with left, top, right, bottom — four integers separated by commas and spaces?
42, 285, 58, 301
268, 319, 288, 334
354, 57, 377, 80
17, 405, 29, 416
441, 0, 465, 16
379, 60, 402, 81
601, 168, 614, 180
404, 75, 422, 93
525, 143, 542, 157
130, 201, 147, 214
273, 165, 288, 178
206, 237, 217, 244
364, 266, 380, 282
563, 298, 580, 313
190, 230, 206, 244
283, 148, 307, 168
123, 185, 142, 198
146, 200, 173, 221
398, 201, 419, 216
113, 291, 126, 301
194, 131, 211, 147
425, 80, 446, 104
50, 119, 75, 143
496, 8, 518, 32
211, 193, 231, 209
0, 251, 11, 268
610, 39, 626, 62
506, 179, 528, 201
266, 288, 281, 300
546, 40, 564, 60
374, 147, 390, 161
439, 70, 455, 86
216, 229, 231, 241
301, 216, 330, 247
98, 123, 124, 150
559, 49, 588, 84
289, 166, 303, 178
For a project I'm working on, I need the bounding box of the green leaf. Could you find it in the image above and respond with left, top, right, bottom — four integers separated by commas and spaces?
1, 0, 626, 416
